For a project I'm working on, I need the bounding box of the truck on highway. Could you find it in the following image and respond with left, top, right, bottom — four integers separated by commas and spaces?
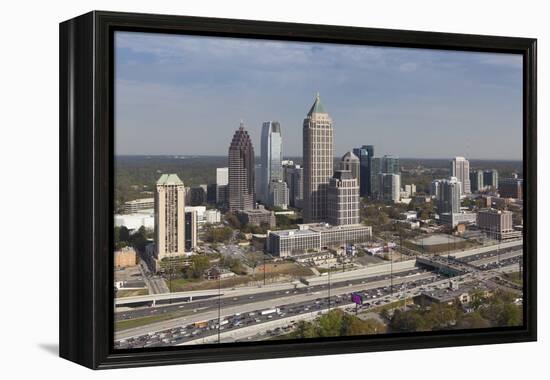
261, 308, 280, 316
193, 321, 208, 328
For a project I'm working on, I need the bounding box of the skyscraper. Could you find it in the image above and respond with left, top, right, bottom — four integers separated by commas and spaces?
353, 145, 374, 197
327, 170, 360, 226
268, 180, 289, 210
303, 94, 333, 223
381, 155, 400, 174
370, 156, 381, 196
283, 161, 304, 208
499, 177, 523, 199
228, 122, 255, 212
371, 155, 400, 199
341, 151, 361, 185
450, 157, 471, 194
379, 173, 401, 203
215, 167, 229, 206
184, 210, 197, 251
483, 169, 499, 189
436, 177, 462, 214
260, 121, 283, 202
470, 169, 484, 192
155, 174, 186, 260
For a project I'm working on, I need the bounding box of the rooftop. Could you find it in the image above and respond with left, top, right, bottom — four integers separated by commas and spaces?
307, 93, 327, 115
157, 174, 184, 186
125, 198, 154, 205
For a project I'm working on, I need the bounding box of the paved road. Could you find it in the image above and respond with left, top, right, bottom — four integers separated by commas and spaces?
115, 270, 438, 341
139, 259, 169, 294
116, 268, 426, 322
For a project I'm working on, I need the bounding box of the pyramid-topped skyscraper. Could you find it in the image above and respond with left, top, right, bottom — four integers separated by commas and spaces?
303, 93, 334, 223
228, 122, 255, 212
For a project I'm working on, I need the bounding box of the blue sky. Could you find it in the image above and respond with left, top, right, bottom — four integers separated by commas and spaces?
115, 31, 523, 160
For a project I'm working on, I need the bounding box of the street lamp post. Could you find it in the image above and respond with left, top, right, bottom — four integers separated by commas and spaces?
217, 273, 221, 343
328, 265, 332, 312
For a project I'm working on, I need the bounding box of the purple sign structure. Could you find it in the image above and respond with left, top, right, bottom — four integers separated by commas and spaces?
351, 292, 363, 305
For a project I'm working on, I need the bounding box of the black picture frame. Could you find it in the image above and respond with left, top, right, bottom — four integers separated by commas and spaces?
59, 10, 537, 370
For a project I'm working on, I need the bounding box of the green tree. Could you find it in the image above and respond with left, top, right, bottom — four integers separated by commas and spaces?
391, 309, 428, 332
184, 255, 211, 279
129, 226, 149, 251
316, 310, 342, 337
294, 321, 316, 339
204, 226, 233, 243
456, 312, 491, 329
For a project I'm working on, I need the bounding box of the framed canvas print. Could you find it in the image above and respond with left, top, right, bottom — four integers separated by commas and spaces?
59, 11, 537, 369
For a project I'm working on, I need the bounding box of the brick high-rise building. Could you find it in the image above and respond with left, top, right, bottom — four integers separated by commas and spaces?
303, 94, 333, 223
228, 123, 255, 212
327, 170, 360, 226
477, 208, 520, 240
155, 174, 186, 260
340, 151, 361, 185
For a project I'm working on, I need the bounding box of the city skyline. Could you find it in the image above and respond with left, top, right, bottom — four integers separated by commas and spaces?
115, 32, 523, 160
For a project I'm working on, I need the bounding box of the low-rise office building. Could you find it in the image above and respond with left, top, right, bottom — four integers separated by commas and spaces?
236, 206, 276, 227
114, 247, 138, 268
204, 209, 222, 224
477, 208, 522, 240
267, 223, 372, 257
123, 198, 154, 214
114, 210, 154, 231
439, 212, 477, 227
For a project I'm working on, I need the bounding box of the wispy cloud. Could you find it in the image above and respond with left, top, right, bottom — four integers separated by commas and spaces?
114, 32, 523, 160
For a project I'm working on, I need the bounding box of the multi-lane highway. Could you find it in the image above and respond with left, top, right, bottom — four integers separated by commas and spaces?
115, 272, 444, 349
114, 240, 523, 349
116, 267, 425, 322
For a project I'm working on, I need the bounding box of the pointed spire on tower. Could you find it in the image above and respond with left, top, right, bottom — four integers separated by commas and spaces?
307, 92, 327, 115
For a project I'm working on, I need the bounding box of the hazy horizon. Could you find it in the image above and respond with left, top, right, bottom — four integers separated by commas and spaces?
115, 32, 523, 160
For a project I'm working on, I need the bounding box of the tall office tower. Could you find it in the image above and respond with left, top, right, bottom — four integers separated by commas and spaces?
371, 155, 400, 199
341, 151, 361, 185
215, 167, 229, 206
450, 156, 471, 194
254, 164, 262, 201
327, 170, 360, 226
477, 209, 519, 240
303, 93, 333, 223
260, 121, 283, 202
227, 122, 256, 211
499, 177, 523, 200
484, 169, 499, 189
370, 156, 381, 196
436, 177, 462, 214
470, 170, 485, 192
353, 145, 374, 197
404, 184, 416, 197
187, 186, 207, 206
268, 180, 289, 209
206, 183, 217, 204
379, 173, 401, 203
228, 123, 256, 212
431, 179, 441, 198
283, 162, 304, 208
155, 174, 186, 259
381, 155, 400, 174
184, 210, 197, 251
